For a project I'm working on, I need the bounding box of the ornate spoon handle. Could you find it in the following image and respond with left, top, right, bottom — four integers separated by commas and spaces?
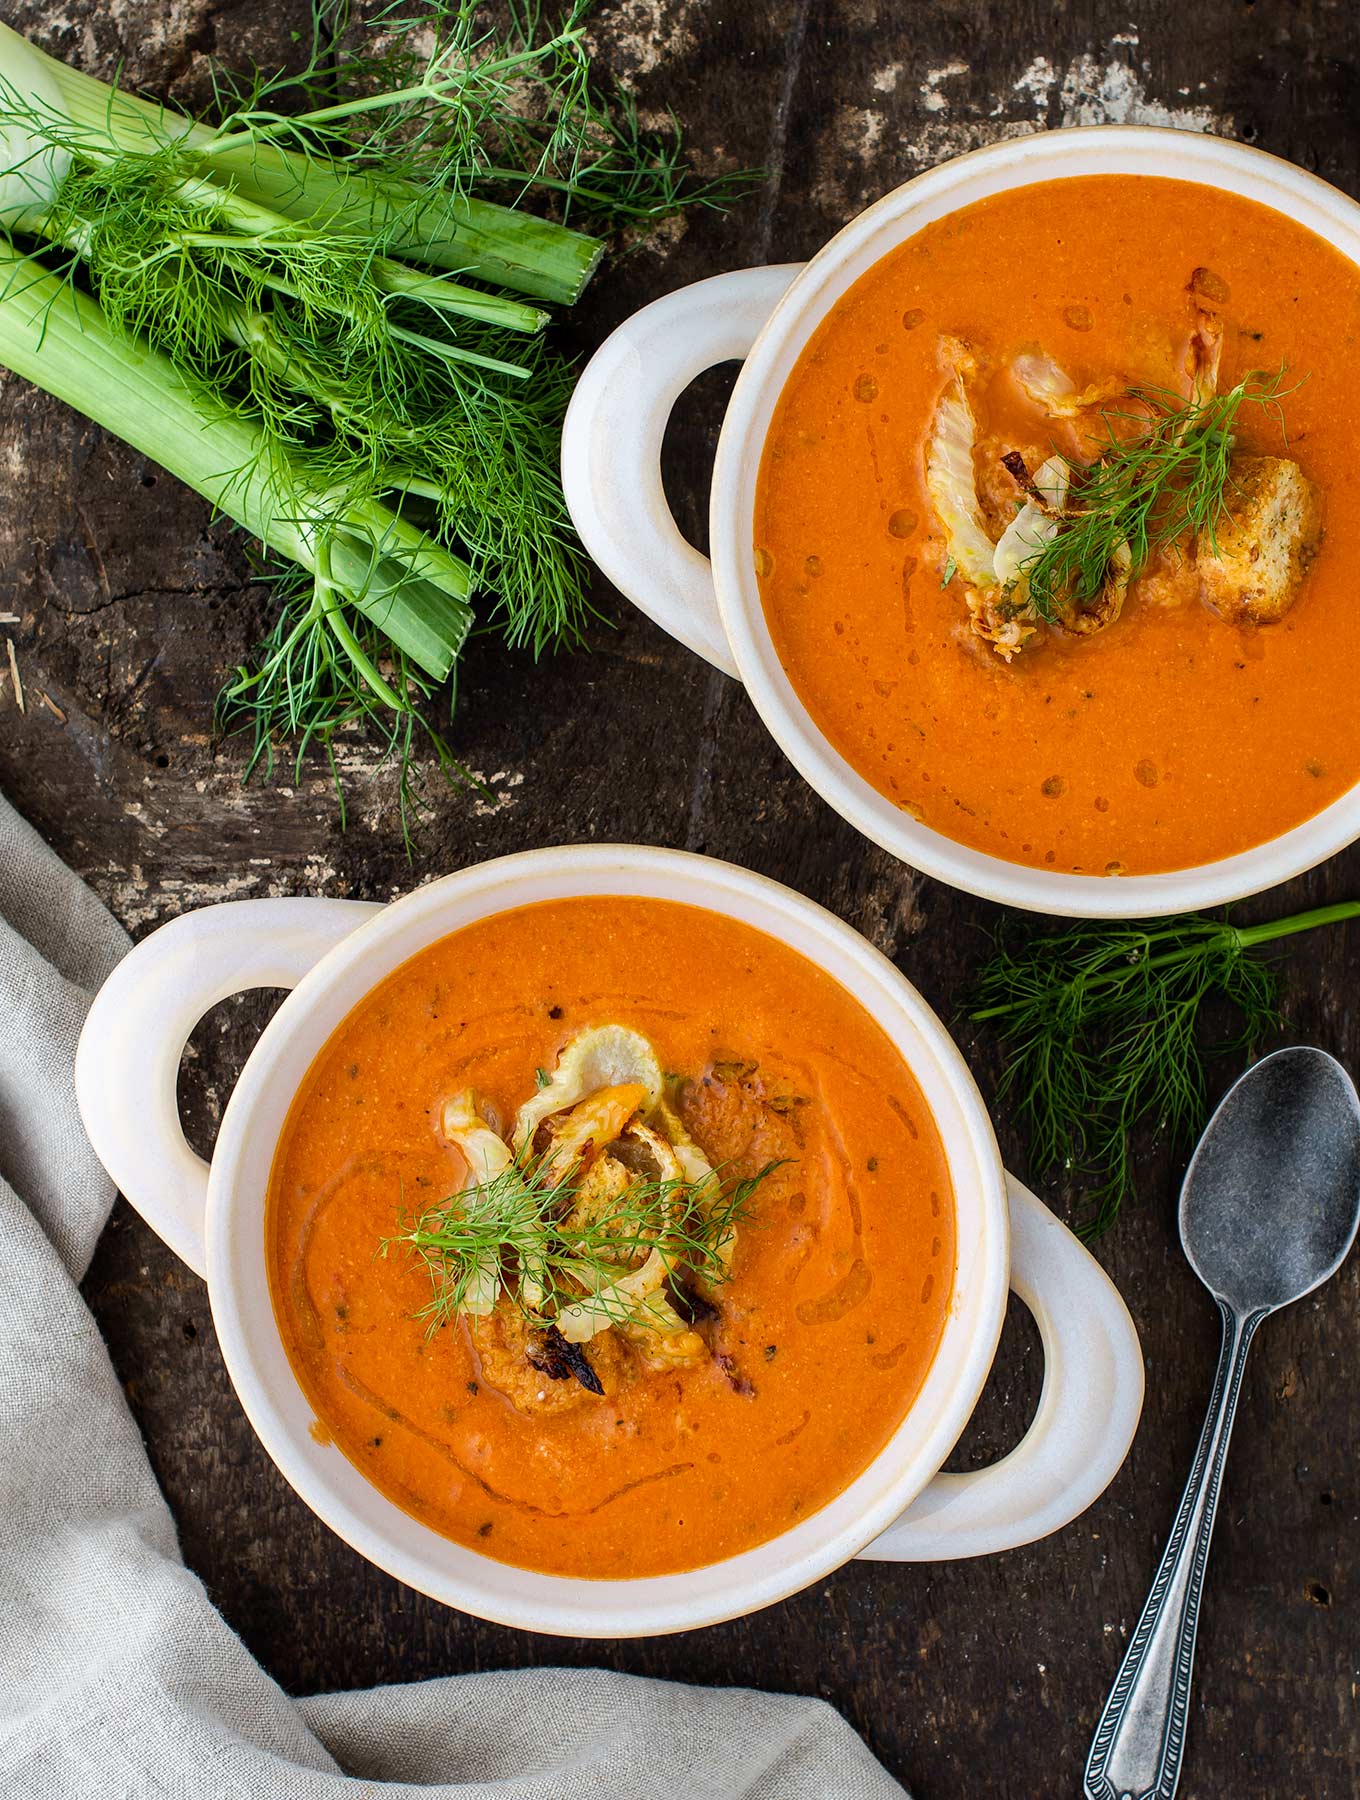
1084, 1301, 1263, 1800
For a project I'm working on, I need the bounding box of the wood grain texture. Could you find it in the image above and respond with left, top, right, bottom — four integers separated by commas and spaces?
1, 2, 1356, 1794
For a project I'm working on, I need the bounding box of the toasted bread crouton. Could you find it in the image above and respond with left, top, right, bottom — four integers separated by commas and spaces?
1198, 456, 1322, 624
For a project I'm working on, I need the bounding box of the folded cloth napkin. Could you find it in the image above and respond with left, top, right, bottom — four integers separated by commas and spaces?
0, 793, 907, 1800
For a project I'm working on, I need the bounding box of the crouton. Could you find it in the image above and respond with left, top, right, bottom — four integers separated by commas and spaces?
1198, 456, 1323, 624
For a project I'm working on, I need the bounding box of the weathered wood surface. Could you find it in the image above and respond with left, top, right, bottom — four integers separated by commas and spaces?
2, 2, 1357, 1794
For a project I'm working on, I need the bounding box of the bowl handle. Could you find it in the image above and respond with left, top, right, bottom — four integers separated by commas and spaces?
75, 897, 381, 1279
560, 264, 803, 677
860, 1174, 1144, 1561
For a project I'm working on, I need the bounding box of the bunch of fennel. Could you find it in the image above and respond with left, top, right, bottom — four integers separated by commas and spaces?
0, 6, 741, 810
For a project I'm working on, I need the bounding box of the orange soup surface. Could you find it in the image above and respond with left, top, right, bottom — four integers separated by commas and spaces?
266, 896, 955, 1578
755, 175, 1360, 874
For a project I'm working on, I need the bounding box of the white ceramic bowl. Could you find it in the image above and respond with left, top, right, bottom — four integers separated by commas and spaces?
75, 846, 1142, 1635
562, 127, 1360, 917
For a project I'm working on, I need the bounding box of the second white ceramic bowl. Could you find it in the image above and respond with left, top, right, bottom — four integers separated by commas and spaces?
75, 846, 1142, 1635
562, 127, 1360, 916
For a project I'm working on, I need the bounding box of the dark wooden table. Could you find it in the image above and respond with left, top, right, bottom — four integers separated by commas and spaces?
3, 3, 1357, 1794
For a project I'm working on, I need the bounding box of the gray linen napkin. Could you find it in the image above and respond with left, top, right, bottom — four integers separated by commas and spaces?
0, 792, 907, 1800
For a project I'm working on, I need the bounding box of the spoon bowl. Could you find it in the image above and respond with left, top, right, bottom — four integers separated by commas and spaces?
1180, 1046, 1360, 1314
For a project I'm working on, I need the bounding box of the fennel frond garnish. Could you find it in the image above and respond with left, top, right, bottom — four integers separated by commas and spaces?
0, 4, 754, 817
971, 903, 1360, 1236
386, 1147, 776, 1335
1021, 368, 1297, 623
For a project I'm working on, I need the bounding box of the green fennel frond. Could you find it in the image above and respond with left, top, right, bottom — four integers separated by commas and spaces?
198, 0, 755, 231
214, 559, 477, 839
1021, 367, 1299, 624
970, 904, 1360, 1236
385, 1141, 778, 1332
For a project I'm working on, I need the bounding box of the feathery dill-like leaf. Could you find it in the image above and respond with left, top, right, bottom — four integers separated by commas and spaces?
1021, 368, 1300, 624
970, 905, 1359, 1236
385, 1139, 779, 1333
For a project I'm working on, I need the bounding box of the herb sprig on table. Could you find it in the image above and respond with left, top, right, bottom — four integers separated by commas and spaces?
1021, 369, 1294, 623
971, 903, 1360, 1236
0, 4, 752, 823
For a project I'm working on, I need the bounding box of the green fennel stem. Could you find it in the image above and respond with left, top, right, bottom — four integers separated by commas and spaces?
318, 587, 404, 711
0, 242, 471, 680
33, 158, 552, 336
9, 24, 605, 304
1231, 902, 1360, 948
971, 904, 1360, 1022
185, 139, 604, 302
199, 35, 581, 143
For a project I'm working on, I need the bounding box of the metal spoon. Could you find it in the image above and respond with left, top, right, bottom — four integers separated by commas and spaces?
1084, 1046, 1360, 1800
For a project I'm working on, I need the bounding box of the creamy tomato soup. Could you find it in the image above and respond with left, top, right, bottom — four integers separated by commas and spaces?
754, 176, 1360, 875
266, 896, 955, 1579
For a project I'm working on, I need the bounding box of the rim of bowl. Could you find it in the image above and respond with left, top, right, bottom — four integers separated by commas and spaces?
204, 844, 1009, 1636
710, 126, 1360, 917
